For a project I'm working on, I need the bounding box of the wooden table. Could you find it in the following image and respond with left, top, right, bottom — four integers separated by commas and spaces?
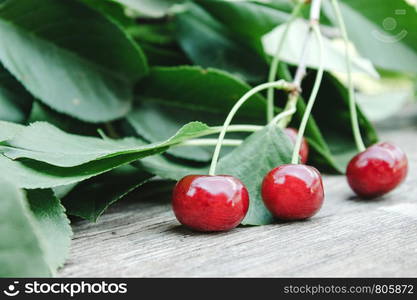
59, 108, 417, 277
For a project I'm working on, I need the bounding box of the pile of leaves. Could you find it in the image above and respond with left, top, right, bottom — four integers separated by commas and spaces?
0, 0, 416, 277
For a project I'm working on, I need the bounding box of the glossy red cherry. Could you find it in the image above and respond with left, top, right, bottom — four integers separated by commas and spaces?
172, 175, 249, 232
346, 142, 408, 198
284, 128, 309, 164
261, 164, 324, 220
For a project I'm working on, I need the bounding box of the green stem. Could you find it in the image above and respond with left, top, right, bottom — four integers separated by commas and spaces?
277, 93, 299, 128
273, 0, 323, 129
267, 1, 305, 122
331, 0, 366, 152
173, 124, 263, 142
291, 24, 324, 164
211, 124, 263, 133
97, 128, 108, 140
178, 109, 296, 149
209, 80, 293, 176
270, 106, 297, 126
275, 26, 313, 129
179, 139, 242, 147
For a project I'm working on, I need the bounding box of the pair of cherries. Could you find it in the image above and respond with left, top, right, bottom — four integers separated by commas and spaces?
172, 129, 408, 232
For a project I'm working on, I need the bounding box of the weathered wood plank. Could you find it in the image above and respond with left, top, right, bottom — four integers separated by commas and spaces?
59, 108, 417, 277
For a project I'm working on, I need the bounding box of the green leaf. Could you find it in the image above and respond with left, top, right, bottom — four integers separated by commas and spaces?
323, 0, 417, 73
26, 189, 72, 271
3, 121, 214, 167
129, 22, 190, 66
140, 42, 190, 66
108, 0, 184, 17
0, 0, 148, 122
0, 180, 71, 277
356, 90, 412, 122
81, 0, 135, 28
137, 154, 205, 180
0, 120, 24, 142
336, 71, 415, 122
0, 121, 216, 188
29, 102, 101, 137
254, 0, 295, 12
128, 66, 267, 161
173, 2, 268, 82
62, 166, 153, 222
197, 0, 290, 42
262, 19, 379, 77
0, 179, 51, 277
0, 65, 32, 123
0, 153, 145, 189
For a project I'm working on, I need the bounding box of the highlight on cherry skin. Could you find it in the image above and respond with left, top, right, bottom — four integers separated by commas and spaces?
261, 164, 324, 220
284, 128, 309, 164
172, 175, 250, 232
346, 142, 408, 199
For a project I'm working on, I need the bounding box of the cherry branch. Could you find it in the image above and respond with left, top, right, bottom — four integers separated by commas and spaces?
276, 0, 323, 128
267, 0, 305, 122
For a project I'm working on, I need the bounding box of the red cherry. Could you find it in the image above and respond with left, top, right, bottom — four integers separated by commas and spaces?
284, 128, 309, 164
172, 175, 249, 231
261, 164, 324, 220
346, 142, 408, 198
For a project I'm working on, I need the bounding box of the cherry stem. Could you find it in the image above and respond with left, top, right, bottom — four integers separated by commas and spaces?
211, 124, 263, 133
291, 24, 324, 164
267, 0, 305, 122
209, 80, 294, 176
180, 139, 242, 147
175, 111, 295, 148
270, 106, 297, 126
331, 0, 366, 152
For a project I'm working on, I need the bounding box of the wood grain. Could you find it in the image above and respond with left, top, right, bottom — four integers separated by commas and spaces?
59, 107, 417, 277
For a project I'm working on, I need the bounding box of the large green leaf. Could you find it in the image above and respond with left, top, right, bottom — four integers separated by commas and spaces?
323, 0, 417, 73
0, 179, 51, 277
3, 121, 215, 167
108, 0, 184, 17
0, 121, 216, 188
197, 0, 289, 43
0, 0, 148, 122
81, 0, 135, 28
27, 189, 72, 271
173, 2, 268, 82
262, 19, 379, 77
0, 120, 24, 142
28, 102, 100, 137
129, 22, 190, 66
254, 0, 295, 12
0, 179, 71, 277
62, 166, 153, 222
137, 154, 205, 180
0, 65, 32, 123
0, 153, 147, 189
128, 66, 267, 161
